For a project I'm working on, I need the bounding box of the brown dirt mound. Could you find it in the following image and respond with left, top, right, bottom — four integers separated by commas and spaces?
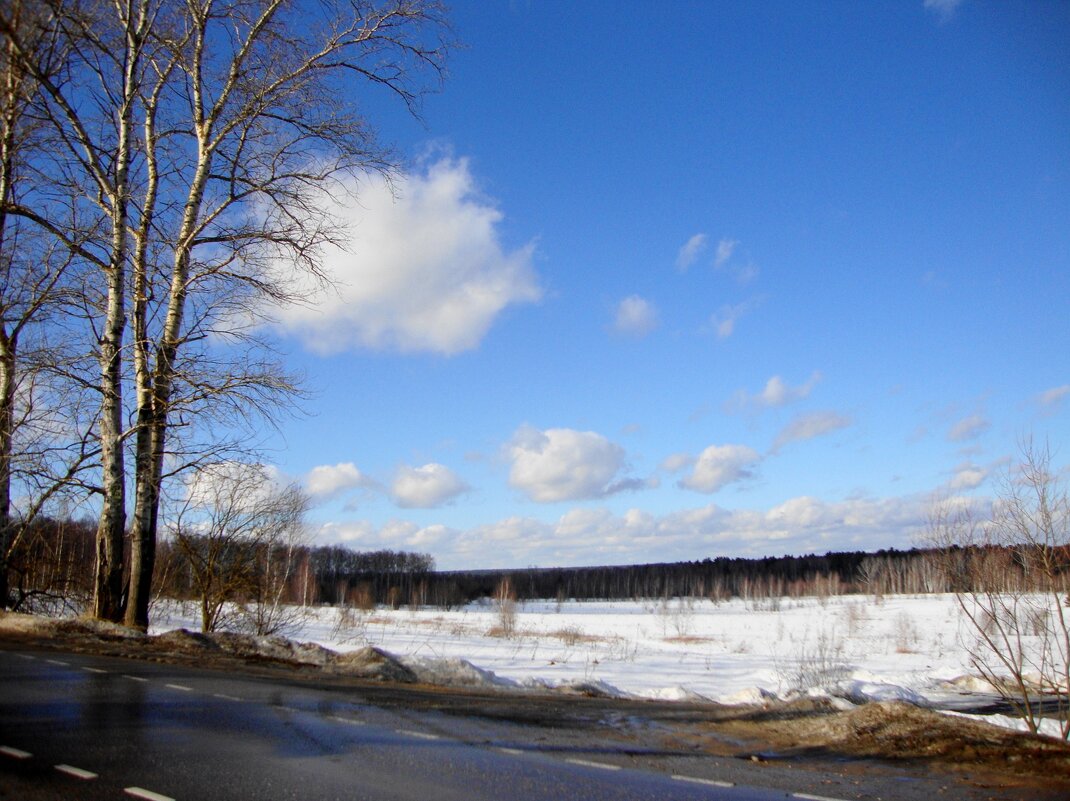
329, 646, 417, 683
721, 700, 1070, 781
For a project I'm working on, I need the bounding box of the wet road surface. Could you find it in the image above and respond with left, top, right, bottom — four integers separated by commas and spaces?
0, 644, 1008, 801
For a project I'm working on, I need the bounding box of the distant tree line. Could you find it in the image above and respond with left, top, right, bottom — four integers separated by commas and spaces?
419, 548, 954, 606
8, 518, 1063, 615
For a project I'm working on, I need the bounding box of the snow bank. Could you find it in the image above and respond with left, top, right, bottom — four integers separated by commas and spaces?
144, 594, 1066, 739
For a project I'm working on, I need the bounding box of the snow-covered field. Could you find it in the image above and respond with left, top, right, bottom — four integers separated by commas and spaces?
150, 593, 1065, 739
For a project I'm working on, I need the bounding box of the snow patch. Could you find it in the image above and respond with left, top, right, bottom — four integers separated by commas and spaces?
403, 656, 518, 689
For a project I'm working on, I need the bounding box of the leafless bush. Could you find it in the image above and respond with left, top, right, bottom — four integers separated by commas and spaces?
658, 596, 696, 637
331, 604, 368, 645
169, 462, 310, 635
894, 611, 919, 653
844, 601, 868, 637
777, 629, 850, 694
491, 577, 517, 638
928, 441, 1070, 740
551, 626, 587, 646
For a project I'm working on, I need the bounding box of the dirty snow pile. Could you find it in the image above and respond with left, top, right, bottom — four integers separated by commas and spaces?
149, 594, 1065, 739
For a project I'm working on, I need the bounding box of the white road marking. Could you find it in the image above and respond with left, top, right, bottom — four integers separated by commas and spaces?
327, 715, 365, 725
45, 659, 69, 666
672, 775, 735, 788
125, 787, 176, 801
55, 764, 98, 780
794, 794, 852, 801
165, 683, 192, 692
397, 729, 440, 740
123, 674, 149, 683
213, 693, 243, 702
83, 666, 108, 674
498, 747, 524, 756
565, 758, 621, 771
0, 746, 32, 759
15, 653, 36, 660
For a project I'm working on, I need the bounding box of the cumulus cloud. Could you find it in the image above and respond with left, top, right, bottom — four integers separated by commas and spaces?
679, 444, 761, 494
304, 462, 374, 502
714, 238, 739, 268
612, 295, 659, 338
270, 158, 540, 355
183, 461, 285, 508
730, 372, 821, 412
315, 492, 935, 570
947, 413, 990, 443
507, 426, 639, 503
948, 462, 988, 491
391, 463, 469, 509
772, 411, 851, 453
317, 519, 455, 551
676, 233, 708, 271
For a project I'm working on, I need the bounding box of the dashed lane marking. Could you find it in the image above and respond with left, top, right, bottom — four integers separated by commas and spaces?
55, 764, 98, 780
498, 747, 524, 756
165, 684, 192, 692
327, 715, 365, 725
125, 787, 176, 801
45, 659, 69, 666
0, 746, 32, 759
123, 675, 149, 682
565, 758, 621, 771
14, 653, 36, 660
672, 775, 735, 788
396, 729, 440, 741
213, 693, 243, 702
83, 666, 108, 674
793, 794, 852, 801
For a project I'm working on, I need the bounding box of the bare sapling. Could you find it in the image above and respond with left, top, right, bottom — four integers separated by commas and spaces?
929, 441, 1070, 740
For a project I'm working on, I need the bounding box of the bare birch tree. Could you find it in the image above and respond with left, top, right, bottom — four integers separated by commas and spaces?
2, 0, 449, 627
125, 0, 449, 629
0, 0, 99, 607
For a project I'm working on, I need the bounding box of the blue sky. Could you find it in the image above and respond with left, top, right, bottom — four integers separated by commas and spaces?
260, 0, 1069, 569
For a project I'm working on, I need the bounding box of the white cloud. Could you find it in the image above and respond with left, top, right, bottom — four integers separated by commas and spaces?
736, 263, 760, 285
947, 413, 990, 443
304, 462, 372, 502
271, 158, 540, 355
313, 492, 937, 570
1037, 385, 1070, 414
391, 463, 469, 509
316, 519, 455, 551
613, 295, 659, 337
948, 462, 988, 491
924, 0, 964, 22
731, 372, 821, 412
660, 452, 693, 473
714, 238, 738, 268
772, 411, 851, 453
710, 300, 758, 339
679, 444, 761, 494
507, 426, 638, 503
676, 233, 708, 271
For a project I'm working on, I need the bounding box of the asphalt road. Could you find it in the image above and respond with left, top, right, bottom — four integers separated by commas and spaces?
0, 644, 1011, 801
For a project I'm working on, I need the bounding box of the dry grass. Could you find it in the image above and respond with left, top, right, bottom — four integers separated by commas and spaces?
548, 626, 602, 646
